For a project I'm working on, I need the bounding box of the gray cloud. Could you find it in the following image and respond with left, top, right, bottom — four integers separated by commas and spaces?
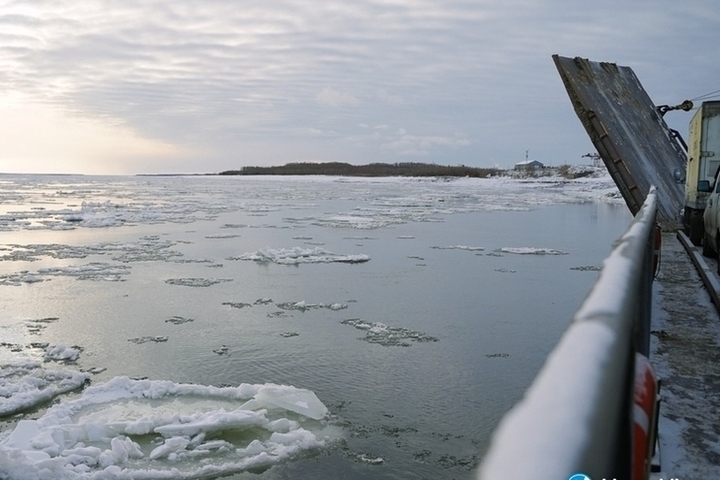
0, 0, 718, 172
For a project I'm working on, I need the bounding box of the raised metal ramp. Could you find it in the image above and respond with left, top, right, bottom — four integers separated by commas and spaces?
553, 55, 686, 227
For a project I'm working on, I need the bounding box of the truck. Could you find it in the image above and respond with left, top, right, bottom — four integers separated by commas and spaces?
684, 101, 720, 246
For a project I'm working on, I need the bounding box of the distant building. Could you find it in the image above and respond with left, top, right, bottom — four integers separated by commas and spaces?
514, 160, 544, 171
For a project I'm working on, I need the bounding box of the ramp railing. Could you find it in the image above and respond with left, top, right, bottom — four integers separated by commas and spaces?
476, 187, 658, 480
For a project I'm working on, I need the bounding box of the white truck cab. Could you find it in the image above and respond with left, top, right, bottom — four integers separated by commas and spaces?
686, 101, 720, 245
683, 101, 720, 249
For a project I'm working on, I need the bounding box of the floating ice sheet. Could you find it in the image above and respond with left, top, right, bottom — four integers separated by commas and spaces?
0, 263, 131, 286
164, 278, 233, 287
498, 247, 568, 255
0, 377, 331, 479
341, 319, 439, 347
0, 237, 183, 264
230, 247, 370, 265
0, 361, 90, 417
44, 344, 81, 362
276, 301, 348, 312
222, 299, 348, 313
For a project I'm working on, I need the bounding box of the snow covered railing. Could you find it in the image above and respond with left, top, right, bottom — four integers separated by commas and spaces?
477, 188, 658, 480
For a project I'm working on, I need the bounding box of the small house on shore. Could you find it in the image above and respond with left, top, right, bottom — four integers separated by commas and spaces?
514, 160, 544, 171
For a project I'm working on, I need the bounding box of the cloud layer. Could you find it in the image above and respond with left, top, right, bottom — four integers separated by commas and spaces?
0, 0, 717, 173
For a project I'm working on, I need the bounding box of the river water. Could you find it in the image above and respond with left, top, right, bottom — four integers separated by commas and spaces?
0, 174, 631, 479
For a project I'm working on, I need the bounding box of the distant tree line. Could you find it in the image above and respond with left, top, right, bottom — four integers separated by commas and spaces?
219, 162, 500, 178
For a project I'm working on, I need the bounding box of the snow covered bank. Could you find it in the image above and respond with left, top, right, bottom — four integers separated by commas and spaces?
0, 376, 333, 479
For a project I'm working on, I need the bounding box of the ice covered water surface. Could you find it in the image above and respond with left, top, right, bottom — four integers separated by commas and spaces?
0, 172, 622, 233
0, 173, 629, 479
0, 377, 331, 479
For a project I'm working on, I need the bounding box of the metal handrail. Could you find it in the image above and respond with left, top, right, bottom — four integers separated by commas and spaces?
476, 188, 657, 480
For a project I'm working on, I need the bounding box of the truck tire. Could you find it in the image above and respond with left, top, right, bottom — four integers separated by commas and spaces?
689, 210, 704, 246
703, 233, 716, 258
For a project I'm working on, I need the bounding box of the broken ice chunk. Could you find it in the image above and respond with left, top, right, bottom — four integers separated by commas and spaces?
253, 385, 328, 420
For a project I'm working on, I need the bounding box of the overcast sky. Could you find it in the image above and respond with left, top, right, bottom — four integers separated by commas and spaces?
1, 1, 718, 174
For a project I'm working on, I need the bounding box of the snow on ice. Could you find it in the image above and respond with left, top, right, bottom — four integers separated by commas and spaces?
164, 278, 233, 287
341, 319, 439, 347
0, 376, 332, 479
430, 245, 484, 251
44, 345, 81, 362
498, 247, 568, 255
0, 362, 90, 417
230, 247, 370, 265
275, 301, 348, 312
221, 300, 348, 312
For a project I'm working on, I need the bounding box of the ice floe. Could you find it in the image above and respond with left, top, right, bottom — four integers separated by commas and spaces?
213, 346, 230, 355
340, 319, 439, 347
312, 214, 404, 230
222, 302, 253, 309
430, 245, 484, 251
0, 362, 90, 417
0, 237, 183, 264
164, 278, 233, 287
128, 336, 169, 344
44, 344, 81, 362
204, 234, 241, 239
3, 270, 54, 283
230, 247, 370, 265
276, 301, 348, 312
165, 316, 194, 325
25, 317, 59, 335
355, 453, 384, 464
0, 263, 130, 286
570, 265, 602, 271
0, 377, 332, 479
38, 263, 131, 281
498, 247, 568, 255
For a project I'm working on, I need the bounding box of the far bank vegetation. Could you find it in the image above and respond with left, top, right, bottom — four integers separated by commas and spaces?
220, 162, 500, 178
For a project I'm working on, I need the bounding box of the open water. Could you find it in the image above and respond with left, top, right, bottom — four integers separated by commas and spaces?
0, 174, 631, 479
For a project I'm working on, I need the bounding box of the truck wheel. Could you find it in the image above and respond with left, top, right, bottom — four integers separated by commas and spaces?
703, 233, 716, 258
689, 210, 704, 246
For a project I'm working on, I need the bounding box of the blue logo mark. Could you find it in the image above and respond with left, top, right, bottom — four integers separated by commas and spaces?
568, 475, 591, 480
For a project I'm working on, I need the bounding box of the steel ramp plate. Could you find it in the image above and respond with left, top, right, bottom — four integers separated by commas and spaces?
553, 55, 686, 227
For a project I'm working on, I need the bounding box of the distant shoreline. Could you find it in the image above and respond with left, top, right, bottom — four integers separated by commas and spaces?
133, 162, 598, 179
217, 162, 500, 178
